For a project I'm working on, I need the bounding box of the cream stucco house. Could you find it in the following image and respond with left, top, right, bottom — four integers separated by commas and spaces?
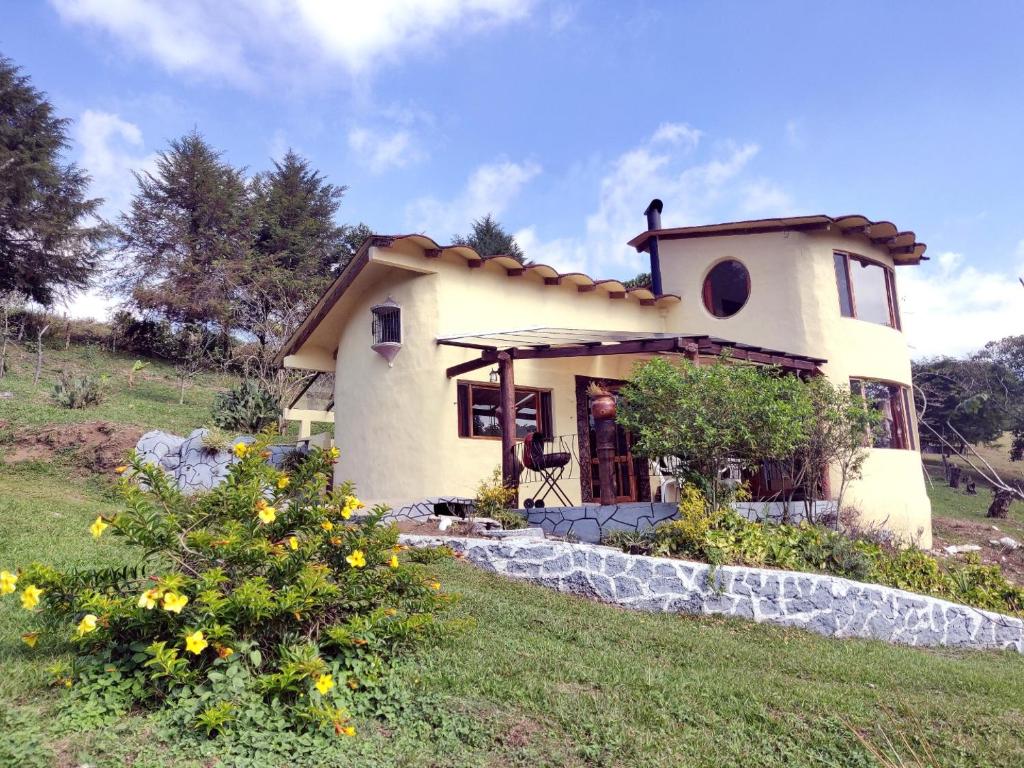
277, 201, 932, 546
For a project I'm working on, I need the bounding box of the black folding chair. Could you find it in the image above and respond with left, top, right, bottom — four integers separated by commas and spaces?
521, 431, 572, 508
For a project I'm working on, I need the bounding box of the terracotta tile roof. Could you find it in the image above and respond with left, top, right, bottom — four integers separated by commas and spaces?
382, 233, 681, 305
627, 214, 927, 265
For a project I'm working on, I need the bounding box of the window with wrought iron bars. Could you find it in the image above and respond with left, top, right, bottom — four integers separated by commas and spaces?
371, 304, 401, 344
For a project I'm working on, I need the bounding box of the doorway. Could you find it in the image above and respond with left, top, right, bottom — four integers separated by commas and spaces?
574, 376, 651, 503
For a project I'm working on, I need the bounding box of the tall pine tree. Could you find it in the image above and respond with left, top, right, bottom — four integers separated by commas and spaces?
452, 213, 525, 262
0, 56, 106, 305
246, 150, 351, 309
110, 131, 250, 349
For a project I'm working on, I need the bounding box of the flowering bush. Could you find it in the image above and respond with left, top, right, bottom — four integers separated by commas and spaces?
1, 436, 448, 736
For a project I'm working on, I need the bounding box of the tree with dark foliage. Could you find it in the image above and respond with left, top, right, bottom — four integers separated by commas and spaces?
622, 272, 651, 290
452, 213, 525, 262
246, 150, 352, 310
0, 56, 106, 305
110, 131, 250, 351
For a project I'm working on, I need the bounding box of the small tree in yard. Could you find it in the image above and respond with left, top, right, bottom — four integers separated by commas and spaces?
0, 289, 28, 378
618, 357, 812, 511
173, 326, 216, 405
789, 377, 878, 524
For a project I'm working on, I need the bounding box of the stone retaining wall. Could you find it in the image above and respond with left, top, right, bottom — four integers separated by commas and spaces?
135, 429, 295, 494
401, 534, 1024, 653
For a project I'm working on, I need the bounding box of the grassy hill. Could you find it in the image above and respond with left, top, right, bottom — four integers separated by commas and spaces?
2, 345, 1024, 766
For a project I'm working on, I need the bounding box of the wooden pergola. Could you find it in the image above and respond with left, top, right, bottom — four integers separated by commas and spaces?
437, 327, 827, 492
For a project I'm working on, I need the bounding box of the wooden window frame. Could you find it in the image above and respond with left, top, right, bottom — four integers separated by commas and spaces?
701, 258, 752, 319
456, 380, 553, 441
833, 251, 902, 330
850, 377, 914, 451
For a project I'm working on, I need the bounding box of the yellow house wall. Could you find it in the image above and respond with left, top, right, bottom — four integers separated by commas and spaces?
325, 234, 930, 548
656, 231, 930, 546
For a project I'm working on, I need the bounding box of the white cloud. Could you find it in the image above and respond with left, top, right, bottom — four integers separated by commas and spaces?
406, 159, 541, 237
348, 127, 423, 173
900, 247, 1024, 359
74, 109, 155, 217
64, 109, 155, 321
51, 0, 533, 86
739, 179, 793, 217
524, 127, 772, 277
650, 122, 702, 149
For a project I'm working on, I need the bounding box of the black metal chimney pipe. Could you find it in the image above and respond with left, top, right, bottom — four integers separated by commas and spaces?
644, 198, 664, 296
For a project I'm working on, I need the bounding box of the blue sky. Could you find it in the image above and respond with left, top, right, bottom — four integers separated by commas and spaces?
4, 1, 1023, 356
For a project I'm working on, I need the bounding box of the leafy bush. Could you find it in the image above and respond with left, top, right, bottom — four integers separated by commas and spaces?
472, 467, 524, 529
607, 484, 1024, 615
1, 436, 449, 735
111, 311, 178, 359
212, 379, 281, 433
51, 372, 104, 408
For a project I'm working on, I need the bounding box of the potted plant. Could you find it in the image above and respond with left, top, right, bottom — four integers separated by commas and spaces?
587, 381, 616, 420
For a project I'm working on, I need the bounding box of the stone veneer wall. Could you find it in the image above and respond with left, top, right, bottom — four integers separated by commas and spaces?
524, 501, 833, 544
400, 534, 1024, 653
135, 429, 295, 494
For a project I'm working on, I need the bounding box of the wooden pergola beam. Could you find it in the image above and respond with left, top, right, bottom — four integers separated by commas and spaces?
443, 336, 823, 378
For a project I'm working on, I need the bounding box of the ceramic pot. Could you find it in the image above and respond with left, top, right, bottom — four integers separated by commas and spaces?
590, 394, 616, 421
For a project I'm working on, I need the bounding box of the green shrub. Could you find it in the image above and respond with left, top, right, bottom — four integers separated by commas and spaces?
1, 436, 449, 736
50, 372, 104, 408
472, 467, 523, 529
212, 379, 280, 433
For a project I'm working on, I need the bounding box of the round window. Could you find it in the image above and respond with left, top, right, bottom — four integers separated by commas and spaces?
702, 260, 750, 318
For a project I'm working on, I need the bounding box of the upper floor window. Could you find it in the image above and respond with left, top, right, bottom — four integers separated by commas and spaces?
371, 300, 401, 344
850, 378, 914, 450
833, 252, 902, 329
457, 381, 552, 440
702, 259, 750, 318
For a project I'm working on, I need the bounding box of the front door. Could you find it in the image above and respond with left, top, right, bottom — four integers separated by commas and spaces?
575, 377, 650, 503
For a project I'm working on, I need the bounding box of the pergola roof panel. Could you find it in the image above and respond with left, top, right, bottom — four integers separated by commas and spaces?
438, 326, 826, 379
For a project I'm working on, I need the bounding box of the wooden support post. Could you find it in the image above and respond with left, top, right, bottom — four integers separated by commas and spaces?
594, 417, 617, 505
498, 352, 519, 504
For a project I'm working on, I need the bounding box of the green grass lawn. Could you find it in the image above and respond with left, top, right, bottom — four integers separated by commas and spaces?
927, 480, 1024, 543
0, 342, 233, 436
2, 462, 1024, 766
2, 345, 1024, 766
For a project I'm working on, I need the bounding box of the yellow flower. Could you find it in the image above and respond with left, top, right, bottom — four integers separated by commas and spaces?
340, 505, 352, 520
429, 581, 441, 591
327, 447, 340, 460
340, 725, 356, 737
233, 442, 249, 458
0, 570, 17, 595
89, 516, 109, 539
216, 644, 234, 659
138, 588, 162, 610
277, 476, 290, 490
257, 505, 277, 525
288, 536, 299, 551
114, 465, 127, 474
345, 550, 366, 569
77, 614, 98, 636
321, 519, 334, 532
315, 673, 334, 694
389, 554, 399, 569
185, 630, 208, 655
21, 632, 38, 648
162, 592, 188, 613
21, 584, 42, 610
